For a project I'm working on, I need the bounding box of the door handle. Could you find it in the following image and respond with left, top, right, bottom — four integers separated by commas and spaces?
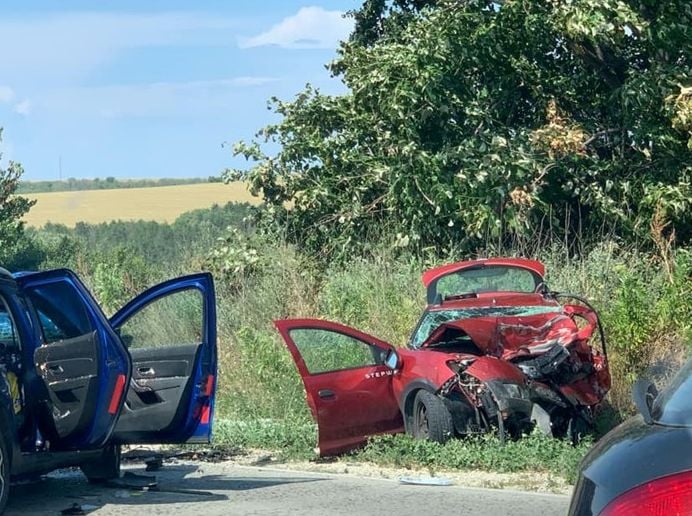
138, 367, 155, 376
47, 364, 64, 374
318, 389, 336, 400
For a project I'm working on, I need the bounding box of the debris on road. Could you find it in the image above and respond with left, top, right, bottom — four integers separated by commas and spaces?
145, 457, 163, 471
61, 503, 99, 515
398, 476, 454, 486
106, 472, 158, 491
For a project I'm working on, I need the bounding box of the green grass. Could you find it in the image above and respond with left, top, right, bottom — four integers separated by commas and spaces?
209, 418, 591, 483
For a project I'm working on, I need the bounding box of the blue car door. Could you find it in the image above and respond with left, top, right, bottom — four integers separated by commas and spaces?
16, 269, 131, 450
109, 273, 217, 444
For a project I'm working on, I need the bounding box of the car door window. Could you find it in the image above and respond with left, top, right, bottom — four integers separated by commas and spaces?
289, 329, 384, 374
118, 288, 203, 349
0, 295, 20, 349
25, 281, 94, 343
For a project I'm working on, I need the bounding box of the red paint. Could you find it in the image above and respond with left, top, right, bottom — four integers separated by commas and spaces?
204, 374, 215, 397
422, 258, 545, 288
466, 356, 526, 383
200, 404, 211, 425
274, 319, 404, 457
108, 374, 126, 415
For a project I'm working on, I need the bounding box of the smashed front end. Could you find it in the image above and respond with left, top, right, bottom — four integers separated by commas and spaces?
423, 299, 610, 441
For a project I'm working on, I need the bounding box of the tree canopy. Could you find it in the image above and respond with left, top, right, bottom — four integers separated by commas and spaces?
229, 0, 691, 257
0, 129, 35, 263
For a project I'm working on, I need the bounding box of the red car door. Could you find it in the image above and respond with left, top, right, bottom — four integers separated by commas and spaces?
275, 319, 404, 456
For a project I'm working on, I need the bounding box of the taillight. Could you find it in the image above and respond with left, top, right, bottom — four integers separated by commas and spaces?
600, 470, 692, 516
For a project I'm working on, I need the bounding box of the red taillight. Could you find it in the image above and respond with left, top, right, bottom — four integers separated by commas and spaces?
601, 470, 692, 516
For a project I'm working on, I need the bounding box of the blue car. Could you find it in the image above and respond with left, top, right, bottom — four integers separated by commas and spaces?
0, 267, 217, 512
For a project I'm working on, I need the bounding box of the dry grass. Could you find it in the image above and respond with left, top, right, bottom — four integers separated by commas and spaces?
22, 182, 259, 227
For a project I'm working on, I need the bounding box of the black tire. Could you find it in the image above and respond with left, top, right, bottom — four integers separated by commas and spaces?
80, 444, 121, 483
568, 411, 592, 446
0, 429, 10, 514
411, 391, 454, 444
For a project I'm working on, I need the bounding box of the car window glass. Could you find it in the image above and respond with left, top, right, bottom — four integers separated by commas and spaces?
436, 266, 538, 298
0, 296, 20, 349
118, 288, 203, 349
26, 281, 94, 343
289, 329, 383, 374
652, 360, 692, 427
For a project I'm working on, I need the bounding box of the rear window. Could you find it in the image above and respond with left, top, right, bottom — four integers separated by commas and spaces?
652, 359, 692, 427
434, 265, 540, 300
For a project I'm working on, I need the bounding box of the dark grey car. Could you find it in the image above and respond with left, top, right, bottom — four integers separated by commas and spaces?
568, 358, 692, 516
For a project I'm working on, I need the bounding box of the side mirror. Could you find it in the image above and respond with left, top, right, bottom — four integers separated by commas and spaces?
384, 349, 401, 370
632, 379, 658, 425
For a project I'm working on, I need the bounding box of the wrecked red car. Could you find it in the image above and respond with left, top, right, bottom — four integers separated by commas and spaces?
275, 258, 611, 456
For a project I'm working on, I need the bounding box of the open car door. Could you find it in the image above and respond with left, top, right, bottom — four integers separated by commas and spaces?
275, 319, 403, 456
109, 273, 217, 444
17, 270, 131, 450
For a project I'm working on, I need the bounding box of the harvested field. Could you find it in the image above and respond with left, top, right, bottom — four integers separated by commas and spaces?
22, 182, 259, 227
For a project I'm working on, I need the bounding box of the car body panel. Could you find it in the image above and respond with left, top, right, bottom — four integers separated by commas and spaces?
569, 358, 692, 515
275, 319, 404, 456
109, 273, 217, 444
569, 416, 692, 516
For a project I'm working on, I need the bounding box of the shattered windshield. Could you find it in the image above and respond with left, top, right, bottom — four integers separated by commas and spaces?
410, 305, 562, 348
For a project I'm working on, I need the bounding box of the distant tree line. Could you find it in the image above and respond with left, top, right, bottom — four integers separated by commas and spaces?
18, 176, 223, 194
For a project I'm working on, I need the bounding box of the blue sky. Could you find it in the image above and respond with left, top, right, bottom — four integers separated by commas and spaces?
0, 1, 357, 180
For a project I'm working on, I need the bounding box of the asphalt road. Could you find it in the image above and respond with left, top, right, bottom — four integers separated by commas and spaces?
5, 460, 570, 516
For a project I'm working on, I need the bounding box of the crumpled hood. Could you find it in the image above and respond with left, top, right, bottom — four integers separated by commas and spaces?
420, 311, 582, 359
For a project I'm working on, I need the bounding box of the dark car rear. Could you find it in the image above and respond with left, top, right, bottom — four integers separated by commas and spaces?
568, 359, 692, 516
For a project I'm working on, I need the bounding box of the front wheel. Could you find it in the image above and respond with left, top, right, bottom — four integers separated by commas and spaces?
411, 391, 454, 444
80, 444, 121, 483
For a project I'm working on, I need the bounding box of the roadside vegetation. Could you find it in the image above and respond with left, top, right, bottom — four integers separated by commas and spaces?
1, 0, 690, 487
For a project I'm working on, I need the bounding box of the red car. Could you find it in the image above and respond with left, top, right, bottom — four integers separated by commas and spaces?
276, 258, 611, 456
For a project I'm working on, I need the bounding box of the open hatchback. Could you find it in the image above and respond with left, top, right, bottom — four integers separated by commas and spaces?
275, 258, 610, 456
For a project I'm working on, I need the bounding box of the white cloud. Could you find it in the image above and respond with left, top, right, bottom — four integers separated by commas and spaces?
37, 77, 281, 118
14, 100, 32, 116
0, 12, 241, 83
0, 86, 14, 103
240, 7, 353, 49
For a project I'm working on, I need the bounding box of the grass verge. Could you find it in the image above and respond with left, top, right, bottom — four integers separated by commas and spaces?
211, 419, 591, 484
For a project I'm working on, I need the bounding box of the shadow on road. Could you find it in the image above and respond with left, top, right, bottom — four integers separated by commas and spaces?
5, 462, 328, 514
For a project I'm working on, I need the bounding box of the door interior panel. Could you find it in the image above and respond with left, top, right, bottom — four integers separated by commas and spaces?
113, 343, 201, 441
34, 331, 100, 440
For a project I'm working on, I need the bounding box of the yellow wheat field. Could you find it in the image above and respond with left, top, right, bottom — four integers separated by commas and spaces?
23, 182, 260, 227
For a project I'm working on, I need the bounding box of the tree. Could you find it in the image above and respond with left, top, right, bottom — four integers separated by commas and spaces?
229, 0, 691, 258
0, 129, 36, 263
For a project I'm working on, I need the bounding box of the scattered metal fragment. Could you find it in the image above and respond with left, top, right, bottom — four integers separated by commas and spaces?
398, 476, 453, 486
106, 472, 158, 491
145, 457, 163, 471
61, 503, 99, 515
151, 486, 216, 497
